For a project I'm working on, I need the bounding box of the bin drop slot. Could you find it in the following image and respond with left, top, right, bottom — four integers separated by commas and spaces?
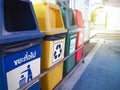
4, 0, 36, 32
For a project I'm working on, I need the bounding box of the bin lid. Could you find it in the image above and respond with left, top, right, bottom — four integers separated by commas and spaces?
33, 2, 67, 35
0, 0, 44, 44
74, 10, 85, 28
60, 7, 78, 30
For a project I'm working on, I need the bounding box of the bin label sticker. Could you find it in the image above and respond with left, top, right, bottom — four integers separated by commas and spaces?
3, 45, 41, 90
78, 32, 83, 45
6, 59, 40, 90
70, 38, 76, 53
53, 42, 63, 63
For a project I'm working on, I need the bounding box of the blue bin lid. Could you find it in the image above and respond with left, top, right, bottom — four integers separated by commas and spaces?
0, 0, 44, 44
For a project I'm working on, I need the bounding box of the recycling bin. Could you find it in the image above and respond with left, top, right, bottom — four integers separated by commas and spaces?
0, 39, 43, 90
64, 32, 77, 73
60, 7, 79, 74
33, 2, 67, 90
41, 34, 66, 90
74, 10, 85, 62
0, 0, 44, 90
33, 2, 67, 35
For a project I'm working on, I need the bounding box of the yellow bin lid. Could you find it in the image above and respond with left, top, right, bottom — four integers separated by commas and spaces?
33, 2, 67, 35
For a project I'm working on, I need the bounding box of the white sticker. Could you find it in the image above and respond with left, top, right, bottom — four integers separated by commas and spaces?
53, 42, 63, 63
6, 58, 40, 90
78, 32, 83, 45
70, 38, 76, 53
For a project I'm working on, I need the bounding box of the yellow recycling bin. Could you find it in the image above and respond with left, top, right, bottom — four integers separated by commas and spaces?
41, 35, 65, 90
33, 2, 67, 90
33, 2, 67, 35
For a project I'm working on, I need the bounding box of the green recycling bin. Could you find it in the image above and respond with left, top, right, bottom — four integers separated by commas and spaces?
60, 7, 79, 74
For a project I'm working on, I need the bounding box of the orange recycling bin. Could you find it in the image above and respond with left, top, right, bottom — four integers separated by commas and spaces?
33, 2, 67, 35
33, 2, 67, 90
74, 10, 85, 62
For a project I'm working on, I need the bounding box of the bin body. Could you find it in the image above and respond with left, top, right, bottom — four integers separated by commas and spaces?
33, 2, 67, 90
0, 0, 44, 89
75, 31, 84, 62
74, 10, 85, 62
33, 2, 67, 35
41, 36, 65, 90
64, 32, 77, 73
60, 7, 79, 73
0, 39, 43, 90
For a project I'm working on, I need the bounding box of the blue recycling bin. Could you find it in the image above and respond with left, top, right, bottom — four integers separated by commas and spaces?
0, 0, 44, 90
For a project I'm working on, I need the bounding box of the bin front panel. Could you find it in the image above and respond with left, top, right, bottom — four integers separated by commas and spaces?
65, 33, 77, 56
42, 38, 65, 70
1, 45, 41, 90
41, 63, 63, 90
76, 31, 84, 48
27, 80, 40, 90
64, 33, 77, 74
64, 54, 75, 73
75, 30, 84, 62
41, 38, 65, 90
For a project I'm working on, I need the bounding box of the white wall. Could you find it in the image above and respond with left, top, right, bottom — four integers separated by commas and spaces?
30, 0, 56, 4
105, 6, 120, 30
30, 0, 42, 3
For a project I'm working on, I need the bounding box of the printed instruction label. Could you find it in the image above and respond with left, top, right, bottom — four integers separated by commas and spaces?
3, 45, 41, 90
7, 58, 40, 90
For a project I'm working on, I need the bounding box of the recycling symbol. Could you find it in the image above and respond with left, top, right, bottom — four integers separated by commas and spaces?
52, 42, 64, 63
54, 44, 62, 59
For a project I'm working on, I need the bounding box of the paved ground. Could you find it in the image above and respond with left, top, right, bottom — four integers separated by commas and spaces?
54, 34, 120, 90
73, 42, 120, 90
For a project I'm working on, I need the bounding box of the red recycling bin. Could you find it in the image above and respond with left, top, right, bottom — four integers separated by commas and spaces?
74, 10, 85, 62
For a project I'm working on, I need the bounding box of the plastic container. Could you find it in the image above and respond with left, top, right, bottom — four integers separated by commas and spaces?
41, 34, 66, 90
0, 39, 43, 90
64, 33, 77, 73
74, 10, 85, 62
33, 2, 67, 35
60, 7, 78, 74
0, 0, 44, 44
0, 0, 44, 90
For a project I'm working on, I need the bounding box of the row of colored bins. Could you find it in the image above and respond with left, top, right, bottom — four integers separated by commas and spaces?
0, 0, 44, 90
0, 1, 85, 90
74, 10, 85, 62
33, 2, 67, 90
